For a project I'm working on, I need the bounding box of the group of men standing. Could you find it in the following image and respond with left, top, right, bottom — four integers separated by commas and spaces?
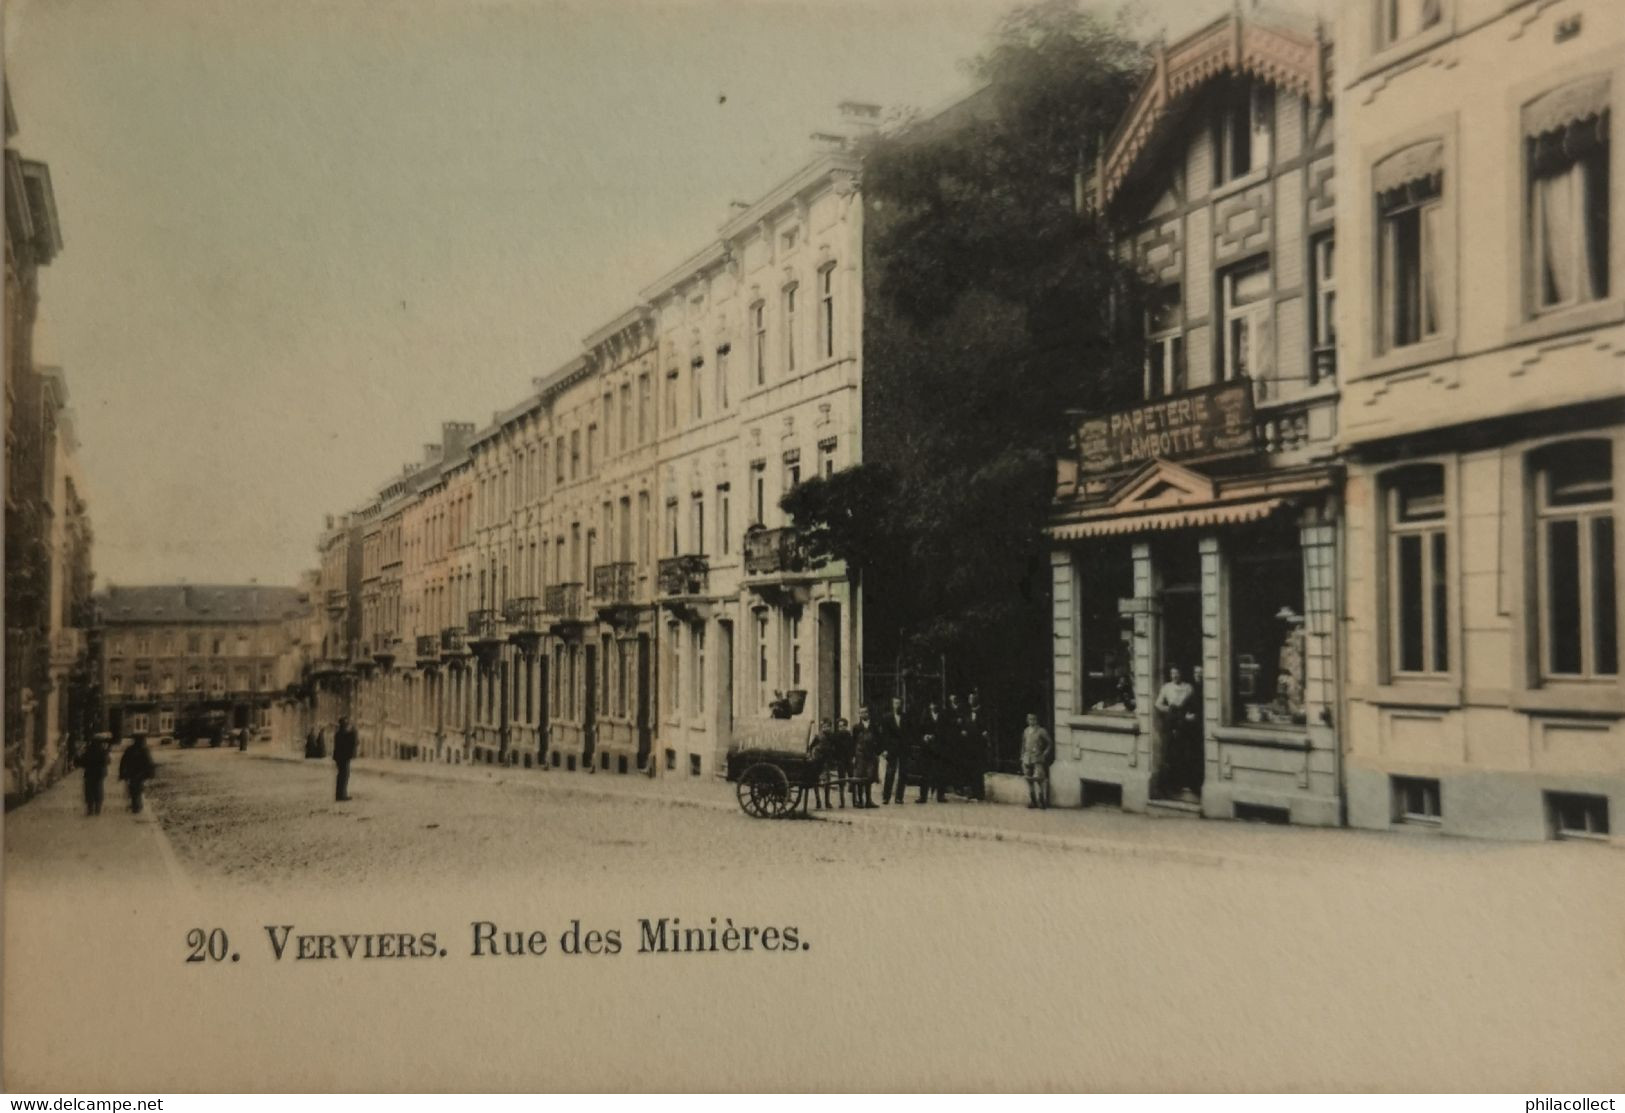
808, 691, 996, 808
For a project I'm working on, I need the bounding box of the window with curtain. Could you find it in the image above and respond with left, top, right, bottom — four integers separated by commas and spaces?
1533, 440, 1617, 681
1144, 285, 1184, 398
1525, 78, 1611, 315
1375, 142, 1444, 352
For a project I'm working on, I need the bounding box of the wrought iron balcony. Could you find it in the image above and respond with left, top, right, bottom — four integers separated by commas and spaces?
592, 562, 637, 606
415, 634, 438, 662
743, 526, 810, 577
439, 627, 466, 656
657, 554, 708, 598
544, 583, 586, 624
502, 596, 543, 632
467, 609, 503, 644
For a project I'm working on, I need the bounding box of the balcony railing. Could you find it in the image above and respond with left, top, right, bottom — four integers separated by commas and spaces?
503, 596, 543, 632
467, 609, 502, 642
439, 627, 466, 655
415, 635, 438, 661
544, 583, 586, 623
657, 554, 708, 597
592, 562, 637, 606
743, 526, 810, 577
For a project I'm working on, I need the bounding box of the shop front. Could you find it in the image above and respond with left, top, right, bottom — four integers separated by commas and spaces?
1049, 384, 1343, 825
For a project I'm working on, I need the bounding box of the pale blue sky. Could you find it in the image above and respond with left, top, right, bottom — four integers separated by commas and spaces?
6, 0, 1302, 587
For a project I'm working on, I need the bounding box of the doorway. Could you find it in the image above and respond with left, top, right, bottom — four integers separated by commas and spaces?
1153, 538, 1204, 802
582, 643, 597, 767
635, 634, 651, 769
817, 602, 841, 724
715, 620, 734, 755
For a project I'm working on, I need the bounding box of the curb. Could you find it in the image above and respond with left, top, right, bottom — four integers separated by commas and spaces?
245, 747, 1248, 869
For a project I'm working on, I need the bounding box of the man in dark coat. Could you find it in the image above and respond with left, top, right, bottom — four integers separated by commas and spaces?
332, 716, 358, 802
960, 691, 991, 801
915, 700, 950, 804
117, 735, 155, 814
879, 697, 908, 805
81, 737, 109, 816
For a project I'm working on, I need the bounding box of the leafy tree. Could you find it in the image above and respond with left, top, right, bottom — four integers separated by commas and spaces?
783, 0, 1150, 737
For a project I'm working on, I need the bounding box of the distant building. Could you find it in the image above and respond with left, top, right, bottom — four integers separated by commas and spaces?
96, 584, 309, 743
1336, 0, 1623, 840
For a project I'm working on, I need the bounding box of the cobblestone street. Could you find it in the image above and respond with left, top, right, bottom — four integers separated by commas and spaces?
7, 743, 1624, 1092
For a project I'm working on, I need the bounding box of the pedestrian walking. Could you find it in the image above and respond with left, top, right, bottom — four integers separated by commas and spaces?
880, 697, 908, 805
81, 736, 109, 817
1020, 713, 1053, 809
117, 734, 156, 814
332, 716, 358, 802
850, 706, 879, 808
808, 719, 835, 809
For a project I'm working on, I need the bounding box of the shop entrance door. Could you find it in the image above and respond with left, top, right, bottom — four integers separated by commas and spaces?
1154, 540, 1203, 802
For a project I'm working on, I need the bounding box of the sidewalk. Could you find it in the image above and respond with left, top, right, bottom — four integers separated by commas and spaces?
3, 757, 196, 898
244, 745, 1530, 870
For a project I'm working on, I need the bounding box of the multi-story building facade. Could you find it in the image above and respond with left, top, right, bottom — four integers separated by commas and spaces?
1049, 9, 1344, 824
97, 584, 308, 743
1337, 0, 1623, 841
5, 79, 93, 805
307, 118, 868, 781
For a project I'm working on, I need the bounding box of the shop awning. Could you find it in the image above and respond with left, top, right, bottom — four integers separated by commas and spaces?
1048, 497, 1285, 540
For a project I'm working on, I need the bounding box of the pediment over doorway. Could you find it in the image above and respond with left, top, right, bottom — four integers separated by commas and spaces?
1106, 458, 1216, 511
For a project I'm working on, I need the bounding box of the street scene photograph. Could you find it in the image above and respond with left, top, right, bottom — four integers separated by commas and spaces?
4, 0, 1624, 1096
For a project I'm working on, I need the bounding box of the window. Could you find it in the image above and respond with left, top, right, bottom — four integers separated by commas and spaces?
670, 624, 682, 713
109, 675, 123, 696
717, 484, 731, 555
158, 710, 174, 735
570, 430, 581, 479
752, 462, 767, 524
1375, 0, 1442, 51
689, 753, 702, 777
187, 633, 201, 654
756, 612, 770, 704
619, 384, 631, 451
638, 492, 651, 567
665, 369, 679, 428
716, 344, 731, 410
752, 303, 767, 386
782, 285, 798, 374
789, 613, 802, 688
693, 623, 706, 712
187, 671, 203, 694
617, 640, 630, 718
691, 356, 704, 422
134, 676, 149, 698
161, 673, 175, 695
555, 437, 565, 483
1392, 776, 1441, 825
1386, 466, 1450, 676
1533, 441, 1616, 680
211, 672, 226, 695
691, 493, 705, 557
130, 713, 148, 734
637, 374, 651, 443
1376, 145, 1444, 352
586, 423, 597, 475
1145, 286, 1184, 398
1310, 234, 1336, 383
1547, 792, 1610, 840
783, 452, 801, 495
819, 266, 836, 361
1525, 79, 1611, 314
1219, 260, 1271, 381
1213, 79, 1272, 185
1229, 519, 1307, 726
665, 499, 679, 558
818, 439, 837, 480
136, 635, 150, 656
1077, 544, 1136, 714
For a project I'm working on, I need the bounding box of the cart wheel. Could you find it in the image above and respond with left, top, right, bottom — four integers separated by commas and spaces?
736, 774, 766, 817
742, 762, 790, 819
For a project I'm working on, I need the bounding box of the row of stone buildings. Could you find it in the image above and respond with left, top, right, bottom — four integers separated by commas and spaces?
1047, 0, 1621, 841
285, 0, 1620, 842
287, 111, 870, 781
4, 79, 96, 807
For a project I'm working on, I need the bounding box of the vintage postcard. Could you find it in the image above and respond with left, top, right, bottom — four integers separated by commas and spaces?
4, 0, 1622, 1094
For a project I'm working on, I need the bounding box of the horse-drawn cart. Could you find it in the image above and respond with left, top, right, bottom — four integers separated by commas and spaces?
727, 748, 824, 818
